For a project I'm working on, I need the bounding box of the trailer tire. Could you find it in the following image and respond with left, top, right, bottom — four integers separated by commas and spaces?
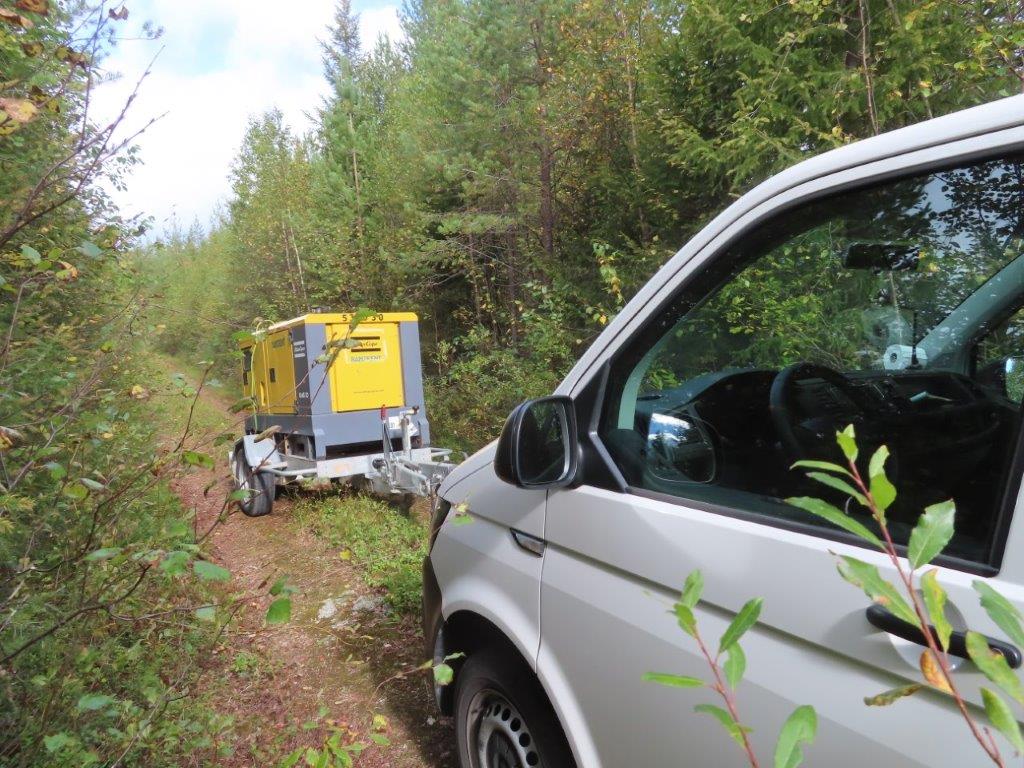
233, 447, 274, 517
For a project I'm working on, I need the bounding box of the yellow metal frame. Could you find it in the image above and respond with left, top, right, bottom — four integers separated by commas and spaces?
266, 312, 418, 332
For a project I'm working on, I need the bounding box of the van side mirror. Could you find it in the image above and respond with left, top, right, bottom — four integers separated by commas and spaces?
494, 396, 578, 489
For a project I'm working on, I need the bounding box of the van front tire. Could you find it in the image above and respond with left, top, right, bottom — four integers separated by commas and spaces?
454, 649, 576, 768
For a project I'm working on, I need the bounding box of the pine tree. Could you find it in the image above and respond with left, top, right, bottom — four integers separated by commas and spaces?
322, 0, 362, 87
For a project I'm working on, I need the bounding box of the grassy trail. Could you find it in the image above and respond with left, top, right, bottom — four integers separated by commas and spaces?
147, 355, 454, 767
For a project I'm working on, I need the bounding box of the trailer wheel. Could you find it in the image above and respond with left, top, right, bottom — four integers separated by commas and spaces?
233, 447, 274, 517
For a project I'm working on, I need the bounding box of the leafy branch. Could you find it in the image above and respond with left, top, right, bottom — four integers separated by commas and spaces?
644, 570, 817, 768
788, 425, 1024, 765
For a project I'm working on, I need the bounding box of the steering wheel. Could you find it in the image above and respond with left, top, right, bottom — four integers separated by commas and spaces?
769, 362, 868, 462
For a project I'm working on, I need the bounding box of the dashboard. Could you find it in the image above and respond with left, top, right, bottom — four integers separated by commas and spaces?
632, 366, 1015, 507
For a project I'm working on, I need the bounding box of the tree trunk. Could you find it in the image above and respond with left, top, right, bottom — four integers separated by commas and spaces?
532, 15, 555, 261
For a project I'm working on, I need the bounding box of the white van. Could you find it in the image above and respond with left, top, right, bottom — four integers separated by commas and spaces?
422, 95, 1024, 768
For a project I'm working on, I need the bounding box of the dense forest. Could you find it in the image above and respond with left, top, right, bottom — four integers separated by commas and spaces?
143, 0, 1024, 449
2, 0, 1024, 765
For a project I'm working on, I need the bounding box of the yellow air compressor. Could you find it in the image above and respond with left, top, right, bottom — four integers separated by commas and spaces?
230, 312, 455, 517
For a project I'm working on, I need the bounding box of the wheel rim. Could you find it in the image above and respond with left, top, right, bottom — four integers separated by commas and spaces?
233, 453, 253, 510
467, 688, 541, 768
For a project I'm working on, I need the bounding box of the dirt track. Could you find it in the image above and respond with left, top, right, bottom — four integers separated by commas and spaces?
168, 384, 455, 766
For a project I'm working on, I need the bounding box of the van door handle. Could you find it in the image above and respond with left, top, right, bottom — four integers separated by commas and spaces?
866, 604, 1022, 669
510, 529, 545, 556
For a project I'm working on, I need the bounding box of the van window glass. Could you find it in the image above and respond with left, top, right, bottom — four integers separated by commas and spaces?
977, 307, 1024, 404
599, 154, 1024, 568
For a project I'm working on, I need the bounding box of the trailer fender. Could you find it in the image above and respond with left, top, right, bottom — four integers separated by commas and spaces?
236, 434, 286, 472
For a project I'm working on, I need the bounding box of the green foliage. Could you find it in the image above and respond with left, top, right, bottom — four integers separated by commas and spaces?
907, 500, 956, 569
981, 687, 1024, 754
293, 493, 427, 614
863, 684, 923, 707
718, 598, 763, 655
0, 318, 233, 764
793, 426, 1024, 764
694, 703, 750, 747
8, 0, 1023, 762
774, 705, 817, 768
646, 570, 815, 767
641, 670, 704, 689
966, 631, 1024, 705
921, 569, 951, 652
974, 581, 1024, 650
0, 2, 235, 747
137, 0, 1019, 457
786, 496, 884, 549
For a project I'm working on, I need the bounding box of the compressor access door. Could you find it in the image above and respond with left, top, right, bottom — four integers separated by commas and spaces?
326, 321, 405, 412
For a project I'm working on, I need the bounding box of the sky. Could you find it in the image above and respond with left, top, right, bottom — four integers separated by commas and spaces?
91, 0, 403, 236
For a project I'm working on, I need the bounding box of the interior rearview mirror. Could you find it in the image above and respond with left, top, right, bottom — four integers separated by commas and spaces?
842, 242, 920, 271
494, 395, 579, 489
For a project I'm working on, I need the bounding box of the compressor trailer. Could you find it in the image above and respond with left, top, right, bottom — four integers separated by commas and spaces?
229, 312, 457, 517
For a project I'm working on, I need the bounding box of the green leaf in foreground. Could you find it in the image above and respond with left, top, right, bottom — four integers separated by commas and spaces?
62, 482, 88, 501
20, 244, 41, 264
695, 703, 749, 747
85, 547, 121, 561
907, 500, 955, 569
868, 462, 897, 514
804, 472, 867, 506
836, 424, 858, 463
77, 240, 102, 258
836, 556, 917, 625
719, 598, 763, 655
349, 307, 376, 331
433, 663, 454, 686
182, 450, 215, 469
973, 581, 1024, 650
160, 550, 191, 575
195, 606, 216, 622
43, 733, 72, 753
966, 631, 1024, 704
791, 459, 852, 477
192, 560, 230, 582
863, 683, 922, 706
228, 398, 254, 413
265, 597, 291, 624
642, 672, 705, 689
920, 569, 951, 651
679, 569, 703, 610
786, 497, 883, 549
724, 644, 746, 689
981, 687, 1024, 753
270, 577, 297, 597
868, 445, 888, 480
774, 705, 817, 768
674, 603, 697, 638
76, 693, 114, 711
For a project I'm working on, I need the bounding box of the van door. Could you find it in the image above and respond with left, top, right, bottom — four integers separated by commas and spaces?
539, 153, 1024, 767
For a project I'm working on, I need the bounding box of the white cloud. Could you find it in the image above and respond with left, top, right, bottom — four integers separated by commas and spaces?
91, 0, 403, 235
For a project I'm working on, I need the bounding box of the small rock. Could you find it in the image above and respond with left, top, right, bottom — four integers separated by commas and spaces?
317, 598, 341, 621
352, 595, 385, 613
